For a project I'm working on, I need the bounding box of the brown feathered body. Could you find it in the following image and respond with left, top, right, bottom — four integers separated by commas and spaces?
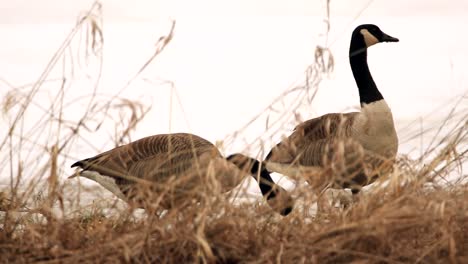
267, 101, 398, 191
71, 133, 250, 209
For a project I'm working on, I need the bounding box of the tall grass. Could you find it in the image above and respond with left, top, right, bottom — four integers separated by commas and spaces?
1, 1, 467, 263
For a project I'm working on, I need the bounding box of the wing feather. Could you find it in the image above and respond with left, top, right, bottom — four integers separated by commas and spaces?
267, 112, 359, 164
72, 133, 220, 184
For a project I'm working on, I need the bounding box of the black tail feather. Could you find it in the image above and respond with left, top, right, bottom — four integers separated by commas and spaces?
70, 158, 91, 169
71, 161, 83, 168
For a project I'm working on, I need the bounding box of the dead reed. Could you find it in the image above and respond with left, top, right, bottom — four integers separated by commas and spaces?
1, 1, 467, 263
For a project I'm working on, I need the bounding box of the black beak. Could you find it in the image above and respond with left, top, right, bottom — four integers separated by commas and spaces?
381, 32, 399, 42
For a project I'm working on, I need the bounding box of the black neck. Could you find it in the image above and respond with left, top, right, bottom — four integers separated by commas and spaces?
249, 161, 277, 200
349, 41, 383, 105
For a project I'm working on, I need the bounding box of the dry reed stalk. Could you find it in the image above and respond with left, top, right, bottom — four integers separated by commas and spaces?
1, 1, 467, 263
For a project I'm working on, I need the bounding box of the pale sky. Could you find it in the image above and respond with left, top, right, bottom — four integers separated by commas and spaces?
1, 0, 468, 24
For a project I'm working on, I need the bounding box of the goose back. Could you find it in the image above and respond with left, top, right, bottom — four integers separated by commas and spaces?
72, 133, 220, 183
267, 112, 358, 165
266, 109, 397, 190
71, 133, 245, 208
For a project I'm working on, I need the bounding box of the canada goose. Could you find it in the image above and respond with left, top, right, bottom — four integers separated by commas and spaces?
70, 133, 293, 215
265, 24, 399, 195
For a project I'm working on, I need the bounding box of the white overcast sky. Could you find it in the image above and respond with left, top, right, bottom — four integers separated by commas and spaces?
1, 0, 467, 23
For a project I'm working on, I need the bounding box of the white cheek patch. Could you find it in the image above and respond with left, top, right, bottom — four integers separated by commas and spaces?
360, 29, 379, 47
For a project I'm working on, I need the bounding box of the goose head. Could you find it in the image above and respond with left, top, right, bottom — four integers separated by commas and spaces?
352, 24, 399, 49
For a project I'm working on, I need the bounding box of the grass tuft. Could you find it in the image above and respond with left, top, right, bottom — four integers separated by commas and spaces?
1, 2, 467, 263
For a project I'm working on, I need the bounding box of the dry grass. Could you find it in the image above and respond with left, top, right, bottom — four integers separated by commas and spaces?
0, 180, 467, 263
1, 2, 467, 263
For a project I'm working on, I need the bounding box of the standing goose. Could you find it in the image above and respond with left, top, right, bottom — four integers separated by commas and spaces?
71, 133, 293, 215
265, 24, 399, 194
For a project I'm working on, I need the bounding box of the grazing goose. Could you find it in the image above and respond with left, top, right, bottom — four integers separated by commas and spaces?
265, 24, 399, 194
71, 133, 293, 215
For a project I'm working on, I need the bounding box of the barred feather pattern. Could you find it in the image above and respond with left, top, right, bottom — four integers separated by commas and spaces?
71, 133, 248, 208
267, 111, 397, 190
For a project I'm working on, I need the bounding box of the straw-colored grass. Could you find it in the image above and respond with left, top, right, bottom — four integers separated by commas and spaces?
1, 2, 467, 263
0, 180, 467, 263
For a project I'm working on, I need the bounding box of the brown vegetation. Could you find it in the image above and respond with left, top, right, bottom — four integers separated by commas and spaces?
1, 2, 467, 263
